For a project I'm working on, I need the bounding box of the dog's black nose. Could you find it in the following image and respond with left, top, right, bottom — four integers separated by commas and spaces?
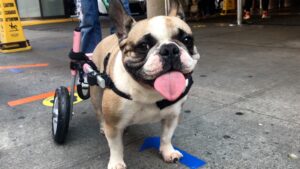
159, 43, 182, 71
159, 43, 180, 58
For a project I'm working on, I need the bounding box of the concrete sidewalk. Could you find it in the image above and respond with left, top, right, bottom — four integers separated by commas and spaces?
0, 16, 300, 169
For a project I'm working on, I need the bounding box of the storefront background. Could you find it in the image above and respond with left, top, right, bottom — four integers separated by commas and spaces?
41, 0, 65, 17
17, 0, 41, 18
16, 0, 69, 19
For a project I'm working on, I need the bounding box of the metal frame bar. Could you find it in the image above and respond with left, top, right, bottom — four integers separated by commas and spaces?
237, 0, 242, 26
69, 74, 77, 115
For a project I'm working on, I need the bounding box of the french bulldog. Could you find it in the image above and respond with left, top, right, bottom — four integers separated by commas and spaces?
90, 0, 200, 168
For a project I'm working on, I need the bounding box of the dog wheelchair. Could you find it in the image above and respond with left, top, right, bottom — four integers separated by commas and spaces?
51, 28, 106, 144
51, 0, 122, 144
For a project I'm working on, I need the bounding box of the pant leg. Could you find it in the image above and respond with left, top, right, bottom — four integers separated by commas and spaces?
80, 0, 101, 53
244, 0, 253, 12
208, 0, 215, 15
197, 0, 202, 16
122, 0, 131, 15
262, 0, 269, 11
201, 0, 208, 16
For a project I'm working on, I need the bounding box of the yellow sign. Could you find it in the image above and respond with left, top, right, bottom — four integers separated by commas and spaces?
223, 0, 236, 10
0, 0, 31, 53
221, 0, 236, 15
42, 93, 83, 107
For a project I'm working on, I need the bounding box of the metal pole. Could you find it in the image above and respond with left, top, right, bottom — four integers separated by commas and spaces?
70, 74, 77, 116
165, 0, 170, 15
260, 0, 262, 11
237, 0, 243, 26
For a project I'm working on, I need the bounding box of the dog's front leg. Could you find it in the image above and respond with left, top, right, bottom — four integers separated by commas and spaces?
160, 115, 183, 163
104, 123, 126, 169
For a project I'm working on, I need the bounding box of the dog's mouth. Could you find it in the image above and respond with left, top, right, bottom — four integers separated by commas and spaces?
153, 71, 187, 101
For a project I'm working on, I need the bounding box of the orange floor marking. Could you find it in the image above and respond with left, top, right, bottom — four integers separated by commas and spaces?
7, 87, 72, 107
0, 63, 49, 70
8, 91, 55, 107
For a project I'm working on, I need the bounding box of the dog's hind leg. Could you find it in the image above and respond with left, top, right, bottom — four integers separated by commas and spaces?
160, 114, 183, 163
90, 86, 105, 134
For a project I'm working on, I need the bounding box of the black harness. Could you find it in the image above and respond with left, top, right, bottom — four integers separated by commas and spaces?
99, 54, 132, 100
69, 51, 193, 110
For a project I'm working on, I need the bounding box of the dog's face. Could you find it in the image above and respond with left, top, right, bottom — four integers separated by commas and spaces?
122, 16, 199, 84
109, 0, 200, 100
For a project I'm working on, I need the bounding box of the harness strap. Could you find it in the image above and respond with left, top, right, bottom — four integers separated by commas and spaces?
102, 54, 110, 74
100, 73, 132, 100
88, 53, 132, 100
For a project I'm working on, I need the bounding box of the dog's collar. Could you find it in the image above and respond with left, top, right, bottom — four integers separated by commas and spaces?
90, 53, 193, 109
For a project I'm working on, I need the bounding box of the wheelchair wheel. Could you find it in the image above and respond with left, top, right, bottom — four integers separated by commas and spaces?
52, 86, 71, 144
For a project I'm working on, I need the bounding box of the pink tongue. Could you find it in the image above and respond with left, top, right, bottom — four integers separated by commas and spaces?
154, 71, 186, 101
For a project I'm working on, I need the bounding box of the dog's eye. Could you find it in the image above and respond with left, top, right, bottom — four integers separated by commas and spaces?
136, 42, 150, 52
134, 34, 157, 54
182, 36, 193, 48
141, 42, 150, 50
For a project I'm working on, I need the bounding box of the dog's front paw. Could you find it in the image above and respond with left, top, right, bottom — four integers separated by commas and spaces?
160, 148, 183, 163
108, 160, 126, 169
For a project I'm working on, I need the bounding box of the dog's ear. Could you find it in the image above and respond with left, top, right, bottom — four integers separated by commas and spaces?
168, 0, 185, 20
109, 0, 135, 40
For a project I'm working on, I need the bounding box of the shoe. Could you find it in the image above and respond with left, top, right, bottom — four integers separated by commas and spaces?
243, 11, 251, 20
262, 11, 270, 19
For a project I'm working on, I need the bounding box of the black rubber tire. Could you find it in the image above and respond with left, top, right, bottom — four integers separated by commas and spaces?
77, 84, 90, 100
52, 86, 71, 144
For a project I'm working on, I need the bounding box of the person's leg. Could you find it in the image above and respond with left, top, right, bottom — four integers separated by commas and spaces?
197, 0, 202, 17
243, 0, 252, 19
187, 0, 192, 18
208, 0, 215, 15
262, 0, 269, 11
110, 0, 131, 34
80, 0, 101, 53
262, 0, 270, 18
202, 0, 208, 16
244, 0, 252, 12
121, 0, 131, 15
